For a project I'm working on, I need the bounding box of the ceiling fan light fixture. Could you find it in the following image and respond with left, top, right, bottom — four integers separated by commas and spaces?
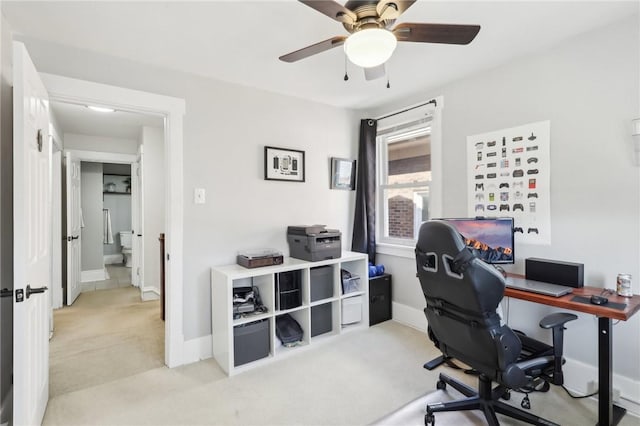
344, 28, 397, 68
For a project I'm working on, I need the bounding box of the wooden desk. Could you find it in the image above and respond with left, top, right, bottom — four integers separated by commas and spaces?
505, 279, 640, 426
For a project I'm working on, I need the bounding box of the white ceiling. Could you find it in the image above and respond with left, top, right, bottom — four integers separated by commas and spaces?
3, 1, 638, 110
50, 101, 164, 140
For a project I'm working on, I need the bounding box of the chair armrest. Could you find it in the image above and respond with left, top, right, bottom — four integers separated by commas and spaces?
539, 313, 578, 329
538, 312, 577, 385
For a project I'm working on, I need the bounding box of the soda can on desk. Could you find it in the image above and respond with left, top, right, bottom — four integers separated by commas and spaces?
616, 273, 633, 297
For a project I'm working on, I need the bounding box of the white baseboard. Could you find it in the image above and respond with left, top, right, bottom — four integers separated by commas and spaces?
563, 357, 640, 416
141, 287, 160, 301
104, 254, 123, 265
392, 301, 427, 333
391, 301, 640, 411
81, 268, 106, 282
183, 334, 213, 365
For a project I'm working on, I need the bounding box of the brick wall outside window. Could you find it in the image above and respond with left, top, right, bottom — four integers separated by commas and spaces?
388, 195, 414, 238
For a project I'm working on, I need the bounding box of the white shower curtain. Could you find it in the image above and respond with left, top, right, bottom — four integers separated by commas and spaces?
103, 208, 114, 244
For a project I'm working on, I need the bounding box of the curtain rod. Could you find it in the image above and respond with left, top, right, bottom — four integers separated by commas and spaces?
375, 99, 437, 121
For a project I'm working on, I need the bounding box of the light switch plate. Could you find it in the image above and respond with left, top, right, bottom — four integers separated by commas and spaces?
194, 188, 205, 204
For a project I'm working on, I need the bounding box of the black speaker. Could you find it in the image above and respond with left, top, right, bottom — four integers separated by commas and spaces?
525, 257, 584, 288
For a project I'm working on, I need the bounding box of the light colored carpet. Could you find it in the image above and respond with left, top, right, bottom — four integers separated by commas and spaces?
43, 316, 639, 426
49, 285, 164, 398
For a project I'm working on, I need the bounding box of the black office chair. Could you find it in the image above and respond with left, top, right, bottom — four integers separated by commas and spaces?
415, 220, 577, 426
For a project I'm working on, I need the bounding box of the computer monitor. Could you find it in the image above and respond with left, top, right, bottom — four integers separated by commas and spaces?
440, 217, 514, 264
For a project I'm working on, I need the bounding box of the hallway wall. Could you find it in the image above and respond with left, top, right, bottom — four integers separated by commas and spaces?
141, 126, 164, 295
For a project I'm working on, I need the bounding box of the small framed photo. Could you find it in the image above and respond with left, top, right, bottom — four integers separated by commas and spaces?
330, 157, 356, 190
264, 146, 305, 182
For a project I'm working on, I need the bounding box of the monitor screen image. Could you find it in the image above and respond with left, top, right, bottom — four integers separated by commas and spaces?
440, 217, 514, 264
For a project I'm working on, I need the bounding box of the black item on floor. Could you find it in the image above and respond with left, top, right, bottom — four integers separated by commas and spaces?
311, 303, 332, 337
275, 270, 301, 310
369, 273, 392, 326
310, 266, 334, 302
275, 313, 303, 345
233, 319, 270, 367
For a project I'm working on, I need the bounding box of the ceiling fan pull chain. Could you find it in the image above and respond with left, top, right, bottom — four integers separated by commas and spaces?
344, 54, 349, 81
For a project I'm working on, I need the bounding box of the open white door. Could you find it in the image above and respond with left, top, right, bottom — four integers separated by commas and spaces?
12, 42, 50, 426
64, 151, 82, 305
131, 148, 144, 289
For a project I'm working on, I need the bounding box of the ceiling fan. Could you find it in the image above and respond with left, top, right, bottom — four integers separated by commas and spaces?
279, 0, 480, 79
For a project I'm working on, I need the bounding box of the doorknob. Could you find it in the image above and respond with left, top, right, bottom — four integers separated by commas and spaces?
26, 285, 48, 299
0, 288, 11, 298
67, 235, 79, 241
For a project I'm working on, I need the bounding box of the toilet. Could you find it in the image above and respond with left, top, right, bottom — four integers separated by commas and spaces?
119, 231, 133, 267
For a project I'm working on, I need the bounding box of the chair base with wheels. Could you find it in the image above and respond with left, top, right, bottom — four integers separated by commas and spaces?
425, 373, 559, 426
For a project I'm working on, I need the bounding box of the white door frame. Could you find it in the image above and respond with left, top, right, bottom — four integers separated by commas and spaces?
65, 149, 137, 290
50, 125, 63, 311
41, 73, 186, 367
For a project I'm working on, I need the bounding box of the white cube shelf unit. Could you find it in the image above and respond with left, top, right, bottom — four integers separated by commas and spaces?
211, 251, 369, 375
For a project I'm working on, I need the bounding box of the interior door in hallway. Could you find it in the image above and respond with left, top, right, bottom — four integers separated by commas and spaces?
12, 41, 51, 426
65, 151, 82, 305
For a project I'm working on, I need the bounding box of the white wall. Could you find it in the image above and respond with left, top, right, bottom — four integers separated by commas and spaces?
0, 11, 12, 424
80, 162, 103, 272
64, 133, 138, 154
141, 126, 164, 296
17, 37, 360, 341
365, 17, 640, 399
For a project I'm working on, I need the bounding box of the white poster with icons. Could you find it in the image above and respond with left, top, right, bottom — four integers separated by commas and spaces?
467, 121, 551, 245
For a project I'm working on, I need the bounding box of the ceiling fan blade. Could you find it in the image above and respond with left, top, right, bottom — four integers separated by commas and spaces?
393, 23, 481, 45
364, 64, 386, 81
377, 0, 417, 20
279, 36, 347, 63
299, 0, 357, 25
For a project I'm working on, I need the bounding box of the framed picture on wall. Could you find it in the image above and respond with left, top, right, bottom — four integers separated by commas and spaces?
330, 157, 356, 190
264, 146, 305, 182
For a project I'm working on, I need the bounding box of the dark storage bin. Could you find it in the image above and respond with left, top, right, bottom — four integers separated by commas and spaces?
275, 270, 301, 310
233, 319, 270, 367
310, 266, 334, 302
369, 274, 392, 326
311, 303, 333, 337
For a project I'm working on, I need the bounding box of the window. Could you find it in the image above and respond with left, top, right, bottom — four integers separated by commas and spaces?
377, 118, 433, 246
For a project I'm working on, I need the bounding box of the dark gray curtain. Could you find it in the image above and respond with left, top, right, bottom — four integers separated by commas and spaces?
351, 119, 377, 264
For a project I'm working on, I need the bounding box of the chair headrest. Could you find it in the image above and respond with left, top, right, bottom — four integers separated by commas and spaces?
415, 220, 505, 313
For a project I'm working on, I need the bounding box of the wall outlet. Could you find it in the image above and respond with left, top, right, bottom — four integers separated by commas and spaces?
194, 188, 206, 204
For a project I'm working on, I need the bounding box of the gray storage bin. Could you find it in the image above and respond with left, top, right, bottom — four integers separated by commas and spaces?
311, 303, 333, 337
310, 266, 334, 302
233, 319, 270, 367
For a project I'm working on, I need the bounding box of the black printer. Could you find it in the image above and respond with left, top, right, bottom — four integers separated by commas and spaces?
287, 225, 341, 262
